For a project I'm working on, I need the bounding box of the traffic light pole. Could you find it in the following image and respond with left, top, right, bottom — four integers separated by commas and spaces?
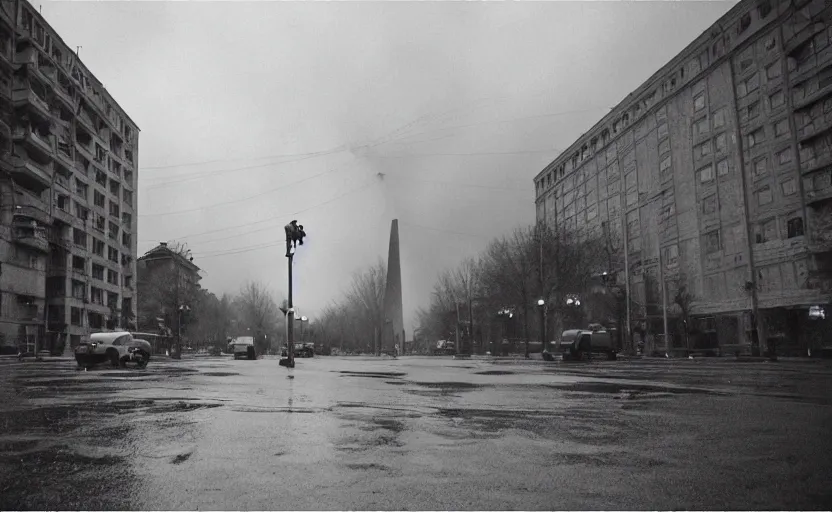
286, 253, 295, 367
281, 220, 304, 369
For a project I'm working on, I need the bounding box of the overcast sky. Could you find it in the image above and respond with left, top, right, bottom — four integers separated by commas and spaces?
40, 0, 737, 334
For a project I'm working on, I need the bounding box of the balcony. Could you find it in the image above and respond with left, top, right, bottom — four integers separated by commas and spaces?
12, 88, 52, 121
13, 45, 35, 66
13, 226, 50, 253
55, 146, 74, 171
14, 203, 51, 225
808, 236, 832, 254
52, 205, 74, 226
54, 85, 74, 110
47, 265, 68, 278
13, 126, 55, 161
48, 229, 72, 250
75, 140, 95, 164
0, 44, 12, 70
76, 108, 96, 134
10, 156, 52, 193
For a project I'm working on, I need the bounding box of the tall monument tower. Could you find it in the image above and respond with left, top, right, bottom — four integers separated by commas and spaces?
381, 219, 404, 354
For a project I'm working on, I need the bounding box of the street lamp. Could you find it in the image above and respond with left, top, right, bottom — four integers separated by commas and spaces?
174, 304, 190, 359
299, 316, 308, 343
537, 298, 546, 356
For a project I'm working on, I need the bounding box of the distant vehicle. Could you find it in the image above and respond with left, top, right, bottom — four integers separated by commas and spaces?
543, 329, 617, 361
231, 336, 256, 360
433, 340, 455, 356
75, 331, 152, 369
281, 343, 314, 358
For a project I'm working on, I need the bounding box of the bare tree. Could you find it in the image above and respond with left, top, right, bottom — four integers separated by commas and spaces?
235, 281, 282, 355
136, 241, 199, 336
479, 227, 539, 356
672, 273, 696, 351
344, 260, 387, 355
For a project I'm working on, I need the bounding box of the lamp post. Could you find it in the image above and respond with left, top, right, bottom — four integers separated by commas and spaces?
175, 304, 190, 359
299, 316, 308, 343
496, 308, 513, 355
537, 298, 546, 354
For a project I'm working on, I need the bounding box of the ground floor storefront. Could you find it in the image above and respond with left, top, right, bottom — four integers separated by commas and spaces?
635, 304, 832, 357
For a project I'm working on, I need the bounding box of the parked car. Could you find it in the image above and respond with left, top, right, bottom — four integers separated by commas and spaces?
281, 343, 314, 358
543, 329, 618, 361
75, 331, 152, 369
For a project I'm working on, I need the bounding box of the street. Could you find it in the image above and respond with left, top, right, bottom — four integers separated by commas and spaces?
1, 355, 832, 511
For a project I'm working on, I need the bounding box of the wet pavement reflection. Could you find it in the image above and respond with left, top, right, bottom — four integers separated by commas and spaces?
1, 355, 831, 510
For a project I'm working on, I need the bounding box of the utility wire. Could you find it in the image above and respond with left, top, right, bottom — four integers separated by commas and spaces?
137, 94, 590, 173
140, 174, 379, 242
139, 162, 355, 217
173, 181, 380, 246
192, 232, 358, 259
141, 146, 346, 171
373, 148, 561, 158
397, 219, 495, 240
368, 107, 609, 148
165, 173, 527, 245
142, 151, 341, 188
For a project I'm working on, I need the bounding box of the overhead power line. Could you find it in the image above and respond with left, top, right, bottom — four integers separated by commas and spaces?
140, 146, 346, 171
192, 232, 357, 259
140, 174, 379, 242
150, 173, 528, 246
141, 151, 342, 188
139, 163, 355, 217
136, 95, 597, 174
373, 148, 561, 158
397, 219, 495, 240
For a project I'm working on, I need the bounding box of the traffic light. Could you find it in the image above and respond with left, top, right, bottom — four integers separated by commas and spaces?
284, 220, 306, 257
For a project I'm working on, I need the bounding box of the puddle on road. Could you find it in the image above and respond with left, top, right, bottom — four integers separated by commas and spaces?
542, 450, 672, 469
475, 370, 515, 375
546, 381, 725, 397
345, 462, 392, 471
171, 451, 193, 464
412, 381, 484, 390
337, 371, 407, 379
200, 372, 239, 377
230, 406, 323, 414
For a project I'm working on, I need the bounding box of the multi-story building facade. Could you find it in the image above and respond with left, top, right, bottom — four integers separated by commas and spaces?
136, 243, 201, 336
0, 0, 139, 354
534, 0, 831, 355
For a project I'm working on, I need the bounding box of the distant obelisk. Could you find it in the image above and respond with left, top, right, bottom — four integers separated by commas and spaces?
381, 219, 404, 355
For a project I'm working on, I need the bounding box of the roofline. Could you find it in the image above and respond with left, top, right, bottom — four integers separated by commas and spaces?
138, 252, 202, 273
20, 0, 140, 131
533, 0, 761, 183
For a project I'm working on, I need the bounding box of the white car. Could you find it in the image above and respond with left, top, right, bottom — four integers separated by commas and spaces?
74, 331, 152, 369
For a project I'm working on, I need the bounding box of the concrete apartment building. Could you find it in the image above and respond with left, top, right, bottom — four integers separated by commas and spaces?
136, 242, 201, 336
0, 0, 139, 354
534, 0, 832, 355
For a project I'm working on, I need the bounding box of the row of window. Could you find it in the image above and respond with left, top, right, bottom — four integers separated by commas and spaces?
537, 1, 779, 196
17, 6, 137, 144
68, 233, 125, 265
69, 306, 130, 328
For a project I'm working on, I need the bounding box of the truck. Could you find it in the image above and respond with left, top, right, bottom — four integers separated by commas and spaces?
231, 336, 256, 360
543, 328, 618, 361
433, 340, 456, 356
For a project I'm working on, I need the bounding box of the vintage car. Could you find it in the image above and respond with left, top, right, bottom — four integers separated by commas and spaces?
543, 329, 618, 361
74, 331, 152, 369
281, 343, 314, 358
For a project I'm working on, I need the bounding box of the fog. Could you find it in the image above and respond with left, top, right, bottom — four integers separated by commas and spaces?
39, 0, 737, 334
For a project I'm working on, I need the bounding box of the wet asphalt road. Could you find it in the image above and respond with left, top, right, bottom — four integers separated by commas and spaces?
1, 355, 832, 511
